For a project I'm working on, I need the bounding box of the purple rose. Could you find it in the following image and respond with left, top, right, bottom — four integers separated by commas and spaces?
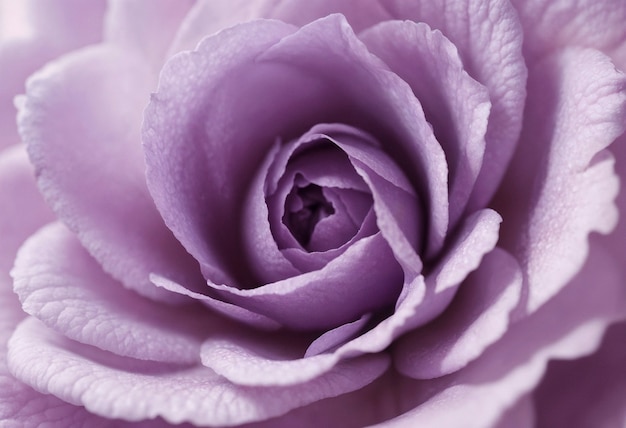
1, 0, 626, 426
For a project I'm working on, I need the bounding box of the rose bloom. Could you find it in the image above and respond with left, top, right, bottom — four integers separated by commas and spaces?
1, 0, 626, 427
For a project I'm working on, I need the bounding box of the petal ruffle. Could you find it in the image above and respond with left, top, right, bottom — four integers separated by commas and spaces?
380, 0, 527, 210
379, 240, 626, 427
495, 47, 626, 314
18, 44, 203, 302
7, 318, 389, 426
360, 19, 490, 228
511, 0, 626, 65
12, 222, 220, 365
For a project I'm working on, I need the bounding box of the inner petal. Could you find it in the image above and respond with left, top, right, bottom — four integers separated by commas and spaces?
270, 140, 374, 254
284, 181, 336, 250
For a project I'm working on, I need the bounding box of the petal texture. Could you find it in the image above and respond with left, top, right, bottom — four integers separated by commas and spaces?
7, 318, 389, 426
379, 240, 626, 427
394, 248, 522, 379
495, 48, 626, 314
18, 44, 203, 302
12, 222, 218, 365
381, 0, 527, 210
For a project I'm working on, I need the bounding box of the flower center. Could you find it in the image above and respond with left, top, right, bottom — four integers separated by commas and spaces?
284, 182, 336, 248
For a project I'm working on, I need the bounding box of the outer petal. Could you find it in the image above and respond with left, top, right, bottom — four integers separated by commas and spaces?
533, 320, 626, 427
381, 0, 527, 210
7, 318, 389, 427
104, 0, 195, 71
168, 0, 393, 54
18, 44, 203, 302
494, 48, 626, 314
394, 248, 522, 379
378, 239, 626, 427
511, 0, 626, 65
208, 233, 402, 331
0, 146, 110, 427
360, 20, 490, 228
0, 0, 106, 149
12, 222, 220, 365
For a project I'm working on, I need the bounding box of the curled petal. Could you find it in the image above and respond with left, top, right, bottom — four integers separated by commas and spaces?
495, 48, 626, 314
104, 0, 195, 70
394, 248, 523, 379
7, 318, 389, 426
18, 44, 203, 302
360, 20, 490, 228
12, 222, 218, 364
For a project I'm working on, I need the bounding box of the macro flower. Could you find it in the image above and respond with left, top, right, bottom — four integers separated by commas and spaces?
1, 0, 626, 427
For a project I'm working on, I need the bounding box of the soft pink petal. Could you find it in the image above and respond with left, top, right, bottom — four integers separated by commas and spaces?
533, 320, 626, 427
494, 48, 626, 314
379, 239, 626, 427
7, 317, 389, 426
511, 0, 626, 65
0, 0, 106, 150
18, 44, 203, 302
394, 248, 522, 379
360, 20, 490, 228
104, 0, 195, 71
380, 0, 527, 211
12, 222, 222, 365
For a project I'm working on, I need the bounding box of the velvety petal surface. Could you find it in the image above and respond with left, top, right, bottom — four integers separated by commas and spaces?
18, 44, 203, 302
12, 222, 220, 365
145, 14, 448, 288
360, 19, 490, 227
0, 0, 106, 149
7, 317, 389, 426
380, 0, 527, 211
495, 48, 626, 314
379, 239, 626, 427
0, 146, 111, 427
394, 248, 522, 379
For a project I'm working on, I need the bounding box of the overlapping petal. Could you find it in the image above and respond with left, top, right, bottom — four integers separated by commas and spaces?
7, 318, 389, 426
495, 47, 626, 314
11, 222, 220, 364
381, 240, 626, 427
18, 44, 203, 302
